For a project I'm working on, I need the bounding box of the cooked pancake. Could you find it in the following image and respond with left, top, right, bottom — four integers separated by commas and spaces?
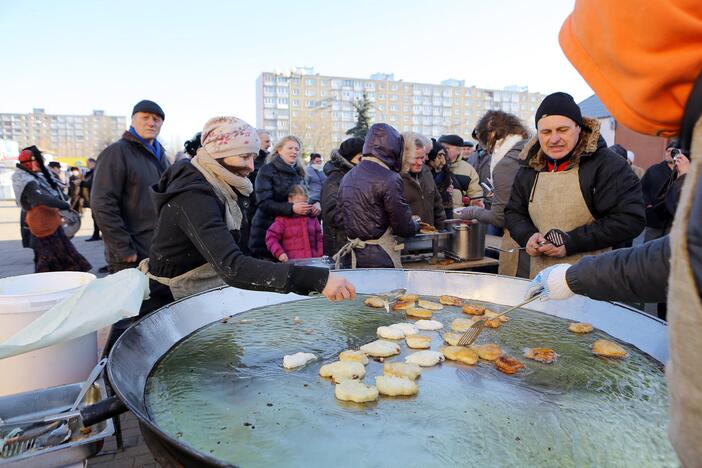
375, 375, 419, 396
415, 319, 444, 331
484, 318, 503, 329
398, 294, 419, 302
406, 307, 433, 319
440, 346, 479, 365
283, 352, 317, 369
334, 379, 379, 403
405, 350, 445, 367
592, 339, 627, 358
377, 326, 405, 340
451, 317, 478, 332
484, 310, 509, 322
405, 334, 432, 349
364, 296, 386, 308
391, 300, 416, 311
418, 222, 438, 234
417, 299, 443, 311
473, 343, 503, 361
495, 355, 525, 374
524, 347, 557, 364
339, 350, 369, 365
383, 362, 422, 381
437, 258, 454, 266
319, 361, 366, 383
462, 304, 486, 316
360, 340, 401, 357
443, 332, 462, 346
569, 322, 594, 334
389, 322, 419, 336
439, 295, 464, 306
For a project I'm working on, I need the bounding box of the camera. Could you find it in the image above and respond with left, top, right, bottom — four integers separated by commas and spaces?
671, 148, 688, 159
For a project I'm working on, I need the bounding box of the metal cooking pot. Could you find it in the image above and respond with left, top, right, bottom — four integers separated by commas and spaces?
98, 270, 668, 467
445, 219, 487, 260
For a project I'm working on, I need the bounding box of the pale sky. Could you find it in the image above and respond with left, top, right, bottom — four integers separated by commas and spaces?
0, 0, 591, 151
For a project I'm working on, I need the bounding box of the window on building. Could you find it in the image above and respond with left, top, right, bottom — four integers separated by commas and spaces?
305, 89, 315, 96
390, 94, 398, 101
306, 78, 316, 85
264, 86, 275, 94
343, 79, 353, 87
293, 99, 300, 106
292, 88, 299, 96
306, 100, 316, 108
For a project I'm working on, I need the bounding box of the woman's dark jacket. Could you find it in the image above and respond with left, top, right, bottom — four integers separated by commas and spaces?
249, 155, 304, 258
336, 124, 418, 267
320, 150, 354, 257
148, 160, 328, 295
505, 119, 645, 256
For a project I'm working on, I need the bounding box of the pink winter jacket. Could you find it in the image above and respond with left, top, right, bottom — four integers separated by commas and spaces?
265, 215, 323, 260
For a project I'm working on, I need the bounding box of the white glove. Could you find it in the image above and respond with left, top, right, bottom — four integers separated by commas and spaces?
526, 264, 573, 300
459, 205, 483, 220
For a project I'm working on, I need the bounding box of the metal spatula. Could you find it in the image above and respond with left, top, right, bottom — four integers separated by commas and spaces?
457, 293, 544, 346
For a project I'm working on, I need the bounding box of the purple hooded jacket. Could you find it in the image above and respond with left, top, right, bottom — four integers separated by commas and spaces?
336, 124, 418, 267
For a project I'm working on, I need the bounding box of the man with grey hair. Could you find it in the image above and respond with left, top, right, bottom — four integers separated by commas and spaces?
400, 132, 446, 229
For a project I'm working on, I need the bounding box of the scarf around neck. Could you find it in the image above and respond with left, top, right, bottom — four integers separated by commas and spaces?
129, 126, 162, 160
191, 147, 253, 231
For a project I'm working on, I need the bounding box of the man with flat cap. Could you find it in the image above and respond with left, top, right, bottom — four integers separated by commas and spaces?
438, 134, 482, 213
92, 99, 170, 273
504, 91, 645, 278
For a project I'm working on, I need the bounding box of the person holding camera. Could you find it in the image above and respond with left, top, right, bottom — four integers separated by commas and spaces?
640, 142, 678, 241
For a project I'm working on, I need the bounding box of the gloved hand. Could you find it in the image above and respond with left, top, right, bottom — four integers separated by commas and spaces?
459, 205, 483, 220
525, 264, 574, 300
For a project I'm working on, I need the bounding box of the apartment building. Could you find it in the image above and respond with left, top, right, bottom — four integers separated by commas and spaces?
256, 68, 546, 156
0, 108, 126, 159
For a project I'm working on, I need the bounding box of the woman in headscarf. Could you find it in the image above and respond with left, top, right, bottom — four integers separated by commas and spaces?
249, 135, 320, 258
141, 117, 355, 313
12, 146, 91, 273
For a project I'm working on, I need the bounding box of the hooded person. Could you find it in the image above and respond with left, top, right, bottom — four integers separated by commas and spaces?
320, 137, 363, 257
523, 3, 702, 464
399, 132, 446, 229
504, 91, 646, 278
11, 146, 91, 273
335, 123, 419, 268
139, 116, 356, 313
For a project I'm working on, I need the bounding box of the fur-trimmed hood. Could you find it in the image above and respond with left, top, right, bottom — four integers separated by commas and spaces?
519, 117, 604, 171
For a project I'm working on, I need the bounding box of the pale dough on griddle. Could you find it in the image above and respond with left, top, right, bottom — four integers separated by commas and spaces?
405, 350, 445, 367
377, 326, 405, 340
417, 299, 443, 311
440, 346, 479, 365
405, 334, 432, 349
283, 352, 317, 369
451, 317, 478, 332
375, 375, 419, 396
364, 296, 386, 308
443, 332, 462, 346
569, 322, 593, 334
383, 362, 422, 380
473, 343, 503, 361
339, 350, 369, 365
319, 361, 366, 383
334, 379, 379, 403
415, 319, 444, 331
360, 340, 401, 357
389, 322, 419, 335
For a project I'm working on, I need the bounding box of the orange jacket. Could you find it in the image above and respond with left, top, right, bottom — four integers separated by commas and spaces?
560, 0, 702, 137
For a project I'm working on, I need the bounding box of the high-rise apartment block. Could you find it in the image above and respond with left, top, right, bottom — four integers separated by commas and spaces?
256, 68, 545, 156
0, 108, 126, 159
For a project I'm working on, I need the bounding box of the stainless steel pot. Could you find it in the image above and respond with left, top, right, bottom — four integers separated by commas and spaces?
102, 270, 668, 467
445, 219, 487, 260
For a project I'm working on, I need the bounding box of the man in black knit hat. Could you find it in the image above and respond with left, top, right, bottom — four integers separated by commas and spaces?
504, 91, 645, 278
92, 99, 170, 273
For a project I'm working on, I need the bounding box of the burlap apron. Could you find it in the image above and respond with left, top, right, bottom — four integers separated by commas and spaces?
138, 259, 226, 300
527, 167, 610, 278
498, 229, 520, 276
332, 227, 404, 269
666, 116, 702, 468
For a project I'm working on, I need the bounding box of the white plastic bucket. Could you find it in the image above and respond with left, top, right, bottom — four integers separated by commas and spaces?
0, 271, 97, 396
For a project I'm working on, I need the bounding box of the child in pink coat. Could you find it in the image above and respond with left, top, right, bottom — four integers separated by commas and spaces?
266, 185, 323, 262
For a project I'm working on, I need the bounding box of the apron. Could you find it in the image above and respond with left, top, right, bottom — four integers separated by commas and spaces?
498, 229, 520, 276
332, 227, 404, 269
139, 259, 226, 300
527, 167, 610, 278
666, 116, 702, 468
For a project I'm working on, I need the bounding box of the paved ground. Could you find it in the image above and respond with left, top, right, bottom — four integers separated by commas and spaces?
0, 200, 159, 467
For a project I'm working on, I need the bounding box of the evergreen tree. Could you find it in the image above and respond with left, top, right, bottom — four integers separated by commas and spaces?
345, 92, 372, 139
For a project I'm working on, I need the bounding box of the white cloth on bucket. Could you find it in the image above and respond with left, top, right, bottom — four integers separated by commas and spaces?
0, 269, 148, 360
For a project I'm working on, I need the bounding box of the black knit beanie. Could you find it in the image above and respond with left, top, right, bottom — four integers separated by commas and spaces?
338, 137, 364, 162
132, 100, 165, 120
427, 138, 444, 161
535, 92, 583, 128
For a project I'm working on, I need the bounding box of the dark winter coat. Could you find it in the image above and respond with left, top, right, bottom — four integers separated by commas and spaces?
505, 118, 645, 255
80, 168, 95, 208
336, 124, 418, 267
305, 165, 326, 203
266, 215, 323, 260
400, 165, 446, 229
148, 160, 328, 295
91, 131, 170, 264
246, 149, 269, 224
641, 160, 675, 229
320, 150, 354, 257
249, 155, 305, 258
